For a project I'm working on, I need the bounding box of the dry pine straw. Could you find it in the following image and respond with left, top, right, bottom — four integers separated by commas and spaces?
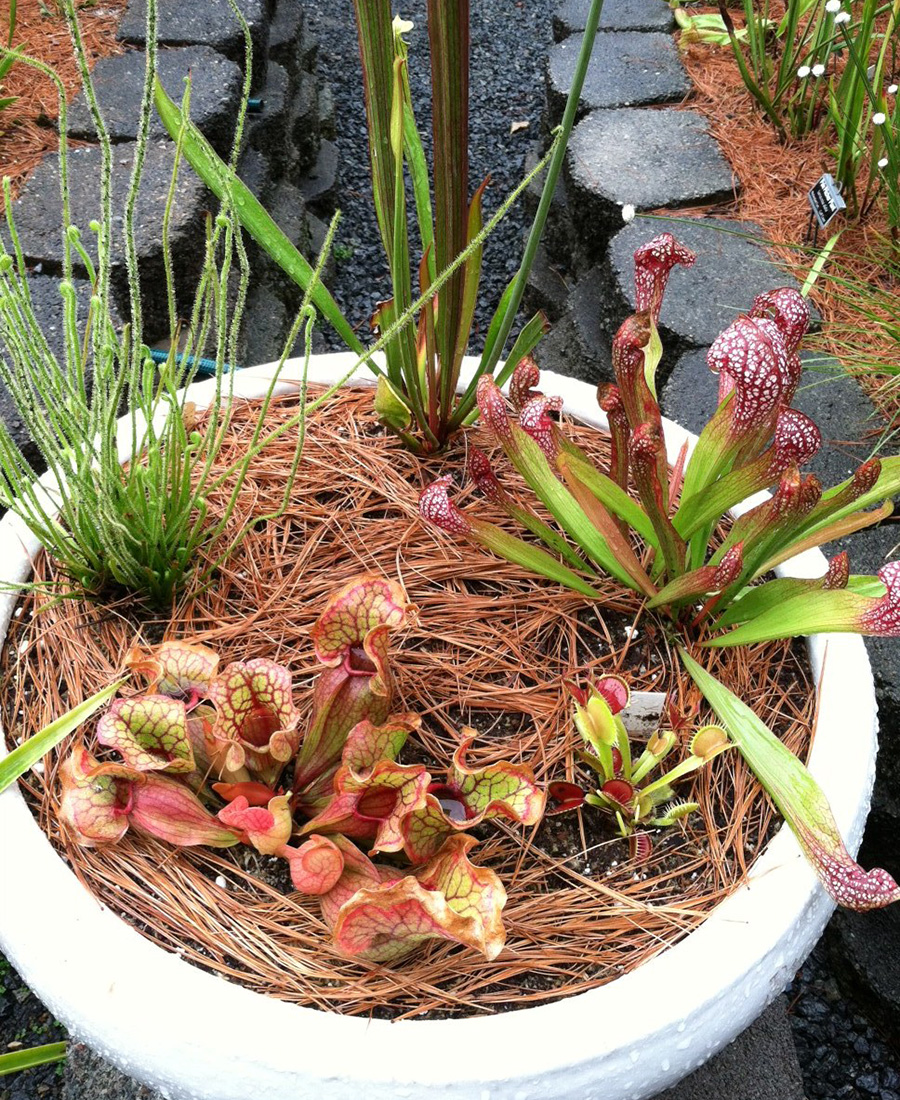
0, 0, 128, 205
0, 387, 815, 1019
671, 14, 899, 424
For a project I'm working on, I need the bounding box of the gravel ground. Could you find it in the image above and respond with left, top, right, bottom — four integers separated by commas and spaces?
305, 0, 551, 348
1, 3, 899, 1098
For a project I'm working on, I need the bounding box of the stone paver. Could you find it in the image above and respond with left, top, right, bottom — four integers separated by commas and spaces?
117, 0, 267, 88
298, 138, 338, 211
566, 109, 737, 252
246, 61, 294, 172
67, 46, 242, 156
547, 31, 689, 121
9, 143, 209, 338
553, 0, 674, 39
606, 216, 813, 352
268, 0, 305, 83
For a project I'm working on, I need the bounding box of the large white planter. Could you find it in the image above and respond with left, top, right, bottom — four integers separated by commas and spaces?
0, 354, 878, 1100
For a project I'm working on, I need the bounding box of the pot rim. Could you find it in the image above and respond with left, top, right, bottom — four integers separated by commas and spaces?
0, 354, 876, 1100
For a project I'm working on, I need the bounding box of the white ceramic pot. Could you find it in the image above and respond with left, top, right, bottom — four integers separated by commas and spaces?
0, 355, 878, 1100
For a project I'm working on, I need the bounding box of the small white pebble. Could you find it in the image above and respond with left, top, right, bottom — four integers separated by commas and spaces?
621, 203, 636, 223
878, 157, 890, 168
797, 65, 811, 78
812, 63, 825, 77
623, 625, 639, 640
31, 760, 44, 775
873, 112, 887, 125
215, 874, 228, 888
889, 85, 898, 95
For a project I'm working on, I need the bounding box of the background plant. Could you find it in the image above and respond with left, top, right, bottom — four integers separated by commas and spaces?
156, 0, 608, 453
714, 0, 899, 239
0, 0, 19, 120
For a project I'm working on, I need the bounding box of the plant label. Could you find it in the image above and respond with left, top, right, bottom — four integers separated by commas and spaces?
807, 173, 846, 228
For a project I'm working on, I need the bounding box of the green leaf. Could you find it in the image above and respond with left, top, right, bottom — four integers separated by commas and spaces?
153, 79, 363, 356
0, 1043, 67, 1077
472, 517, 607, 600
555, 448, 660, 549
706, 589, 881, 647
679, 649, 900, 910
374, 374, 413, 432
0, 679, 126, 795
352, 0, 397, 262
428, 0, 470, 375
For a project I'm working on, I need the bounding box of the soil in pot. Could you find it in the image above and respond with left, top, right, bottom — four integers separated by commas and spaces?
0, 385, 814, 1019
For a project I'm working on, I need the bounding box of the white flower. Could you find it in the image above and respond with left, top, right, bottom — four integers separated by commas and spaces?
622, 203, 636, 223
215, 875, 228, 888
825, 0, 841, 11
812, 64, 825, 77
889, 85, 898, 95
873, 112, 887, 125
878, 157, 889, 168
834, 11, 850, 22
392, 14, 414, 35
797, 65, 811, 78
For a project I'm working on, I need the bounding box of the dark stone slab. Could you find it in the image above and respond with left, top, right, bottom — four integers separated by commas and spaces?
298, 138, 338, 211
655, 997, 805, 1099
547, 31, 689, 122
9, 142, 209, 339
117, 0, 268, 90
241, 279, 292, 366
65, 1043, 162, 1099
318, 80, 336, 142
534, 268, 614, 386
68, 46, 242, 156
268, 0, 305, 83
246, 61, 294, 174
553, 0, 675, 39
237, 145, 274, 205
606, 216, 812, 355
827, 906, 900, 1051
524, 141, 577, 268
524, 240, 572, 323
660, 348, 719, 433
292, 70, 322, 175
566, 110, 737, 254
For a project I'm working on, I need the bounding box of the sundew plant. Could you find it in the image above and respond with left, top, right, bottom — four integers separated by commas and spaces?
0, 0, 328, 608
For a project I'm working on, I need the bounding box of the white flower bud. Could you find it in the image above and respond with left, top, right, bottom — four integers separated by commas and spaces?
797, 65, 811, 78
622, 204, 636, 224
834, 11, 850, 22
878, 157, 889, 168
812, 64, 825, 77
873, 112, 887, 125
889, 85, 898, 95
825, 0, 840, 10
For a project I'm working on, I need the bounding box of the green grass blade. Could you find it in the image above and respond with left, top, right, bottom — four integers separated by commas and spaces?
0, 1043, 67, 1077
0, 679, 125, 794
153, 79, 363, 355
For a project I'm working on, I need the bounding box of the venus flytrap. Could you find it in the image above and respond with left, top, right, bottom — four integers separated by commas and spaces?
547, 676, 730, 859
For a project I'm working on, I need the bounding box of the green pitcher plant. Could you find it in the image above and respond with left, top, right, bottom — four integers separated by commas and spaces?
57, 574, 546, 963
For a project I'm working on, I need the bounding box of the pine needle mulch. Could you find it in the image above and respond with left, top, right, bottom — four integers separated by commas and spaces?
0, 387, 815, 1018
674, 22, 899, 425
0, 0, 127, 207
